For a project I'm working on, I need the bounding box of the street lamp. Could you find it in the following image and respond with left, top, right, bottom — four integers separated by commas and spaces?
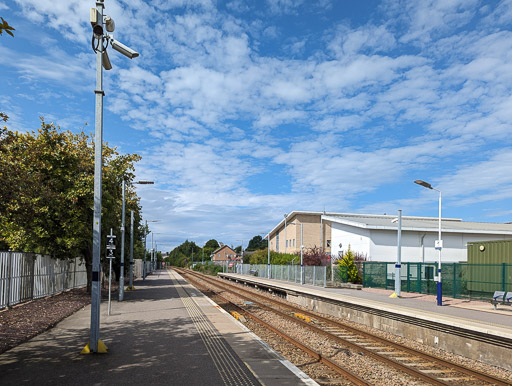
414, 179, 443, 306
284, 214, 288, 254
87, 0, 139, 354
143, 219, 160, 280
127, 181, 154, 292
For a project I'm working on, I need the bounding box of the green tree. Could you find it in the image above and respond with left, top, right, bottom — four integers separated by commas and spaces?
202, 239, 220, 260
0, 17, 14, 37
167, 240, 202, 267
0, 120, 143, 292
337, 247, 361, 283
247, 235, 267, 251
1, 18, 14, 122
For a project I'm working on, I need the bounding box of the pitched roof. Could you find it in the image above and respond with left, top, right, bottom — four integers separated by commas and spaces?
212, 244, 237, 254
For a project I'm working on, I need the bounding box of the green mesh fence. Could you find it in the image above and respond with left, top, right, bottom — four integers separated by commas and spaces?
363, 262, 511, 300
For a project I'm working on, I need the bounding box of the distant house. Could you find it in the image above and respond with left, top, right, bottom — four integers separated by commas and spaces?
211, 245, 238, 262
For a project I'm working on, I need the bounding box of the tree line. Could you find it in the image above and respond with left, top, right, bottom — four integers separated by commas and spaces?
0, 120, 145, 292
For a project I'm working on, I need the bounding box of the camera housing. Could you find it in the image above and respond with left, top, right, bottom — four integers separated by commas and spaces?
110, 38, 139, 59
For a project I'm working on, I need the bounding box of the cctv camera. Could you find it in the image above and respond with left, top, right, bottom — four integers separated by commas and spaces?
90, 8, 103, 37
105, 15, 115, 32
110, 38, 139, 59
102, 50, 112, 70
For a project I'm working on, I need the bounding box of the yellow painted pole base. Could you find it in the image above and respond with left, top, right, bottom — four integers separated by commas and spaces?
125, 286, 136, 291
389, 292, 401, 298
81, 339, 108, 354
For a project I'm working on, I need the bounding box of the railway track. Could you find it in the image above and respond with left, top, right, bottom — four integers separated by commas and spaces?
175, 268, 511, 386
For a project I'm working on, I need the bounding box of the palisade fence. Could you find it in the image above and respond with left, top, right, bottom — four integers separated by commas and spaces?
0, 251, 87, 309
363, 262, 512, 300
230, 263, 328, 287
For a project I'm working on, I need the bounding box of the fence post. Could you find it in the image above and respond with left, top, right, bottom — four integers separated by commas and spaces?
30, 254, 35, 300
417, 264, 421, 293
313, 266, 316, 286
385, 263, 388, 289
324, 266, 327, 287
502, 263, 506, 292
6, 251, 13, 307
453, 264, 457, 298
406, 263, 410, 292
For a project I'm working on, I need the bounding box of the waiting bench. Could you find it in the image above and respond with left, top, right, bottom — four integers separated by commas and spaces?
491, 291, 512, 309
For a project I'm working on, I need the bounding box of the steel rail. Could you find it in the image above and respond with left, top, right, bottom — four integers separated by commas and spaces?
211, 272, 511, 386
182, 269, 510, 386
179, 269, 369, 386
181, 269, 449, 386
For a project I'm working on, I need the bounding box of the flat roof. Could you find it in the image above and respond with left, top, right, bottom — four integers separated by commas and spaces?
323, 214, 512, 235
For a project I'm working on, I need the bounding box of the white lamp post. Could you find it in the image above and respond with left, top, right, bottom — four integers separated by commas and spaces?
414, 180, 443, 306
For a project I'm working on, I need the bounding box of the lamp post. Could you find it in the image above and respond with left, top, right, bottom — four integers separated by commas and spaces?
87, 0, 139, 354
142, 219, 160, 280
267, 232, 271, 279
414, 179, 443, 306
288, 221, 303, 284
284, 214, 288, 254
127, 181, 154, 291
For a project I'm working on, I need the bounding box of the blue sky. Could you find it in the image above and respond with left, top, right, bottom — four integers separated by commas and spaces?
2, 0, 512, 252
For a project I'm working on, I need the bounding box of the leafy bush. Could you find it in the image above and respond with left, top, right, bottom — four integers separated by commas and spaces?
192, 262, 223, 276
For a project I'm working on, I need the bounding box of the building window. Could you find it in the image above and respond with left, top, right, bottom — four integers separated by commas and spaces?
293, 239, 295, 247
276, 234, 280, 252
286, 240, 288, 248
327, 240, 331, 247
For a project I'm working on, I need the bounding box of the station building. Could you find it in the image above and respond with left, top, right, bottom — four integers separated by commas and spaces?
267, 211, 512, 263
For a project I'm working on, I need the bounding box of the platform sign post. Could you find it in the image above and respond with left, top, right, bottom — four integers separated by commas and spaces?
119, 180, 125, 301
106, 229, 116, 316
394, 210, 402, 297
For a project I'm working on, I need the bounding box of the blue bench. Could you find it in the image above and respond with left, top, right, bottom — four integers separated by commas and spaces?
491, 291, 512, 310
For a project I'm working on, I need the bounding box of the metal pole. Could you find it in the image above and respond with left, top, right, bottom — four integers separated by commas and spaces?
89, 0, 104, 353
395, 210, 402, 297
143, 220, 147, 280
108, 229, 113, 316
119, 180, 125, 301
300, 224, 304, 285
267, 233, 271, 279
284, 214, 287, 254
129, 210, 134, 289
151, 232, 154, 272
437, 190, 442, 306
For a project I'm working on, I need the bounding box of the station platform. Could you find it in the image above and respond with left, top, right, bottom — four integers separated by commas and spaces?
218, 272, 512, 334
0, 270, 315, 386
218, 272, 512, 371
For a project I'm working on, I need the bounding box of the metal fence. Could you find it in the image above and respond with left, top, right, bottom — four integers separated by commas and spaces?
363, 262, 512, 300
0, 251, 87, 309
234, 263, 327, 287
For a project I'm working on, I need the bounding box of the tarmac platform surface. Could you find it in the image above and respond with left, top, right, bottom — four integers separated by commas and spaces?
0, 270, 315, 386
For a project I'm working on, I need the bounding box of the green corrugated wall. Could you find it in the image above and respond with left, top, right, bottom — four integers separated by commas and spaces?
467, 239, 512, 265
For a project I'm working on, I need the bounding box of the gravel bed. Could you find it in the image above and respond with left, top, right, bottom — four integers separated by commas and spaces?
194, 273, 512, 384
0, 287, 90, 354
209, 280, 425, 385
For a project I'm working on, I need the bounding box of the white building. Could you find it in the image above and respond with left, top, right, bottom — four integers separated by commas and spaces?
323, 214, 512, 263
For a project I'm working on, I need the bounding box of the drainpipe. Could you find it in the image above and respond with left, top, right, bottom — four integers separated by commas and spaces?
420, 233, 426, 263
